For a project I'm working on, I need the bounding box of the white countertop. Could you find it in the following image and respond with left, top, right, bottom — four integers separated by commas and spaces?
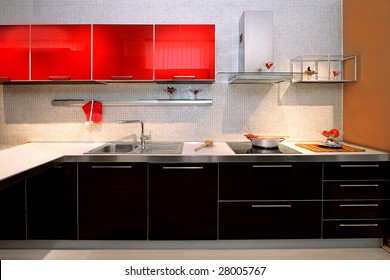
282, 141, 387, 155
0, 141, 388, 183
0, 142, 103, 182
182, 142, 235, 155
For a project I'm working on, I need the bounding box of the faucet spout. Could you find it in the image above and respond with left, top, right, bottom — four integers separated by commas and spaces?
118, 120, 150, 148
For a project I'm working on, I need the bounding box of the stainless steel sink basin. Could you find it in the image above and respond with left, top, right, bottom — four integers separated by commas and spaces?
141, 142, 183, 154
85, 142, 183, 154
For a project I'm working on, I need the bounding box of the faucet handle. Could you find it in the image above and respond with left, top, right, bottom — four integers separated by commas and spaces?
143, 130, 152, 141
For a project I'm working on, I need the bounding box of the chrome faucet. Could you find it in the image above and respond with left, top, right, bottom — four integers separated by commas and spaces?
118, 120, 151, 148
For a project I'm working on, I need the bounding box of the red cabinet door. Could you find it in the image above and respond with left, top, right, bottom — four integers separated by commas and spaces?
31, 25, 91, 80
154, 25, 215, 82
93, 25, 153, 81
0, 25, 30, 81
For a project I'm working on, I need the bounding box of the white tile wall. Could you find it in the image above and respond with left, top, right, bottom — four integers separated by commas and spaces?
0, 0, 343, 147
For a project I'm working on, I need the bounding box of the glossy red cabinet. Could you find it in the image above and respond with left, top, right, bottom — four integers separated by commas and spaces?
154, 24, 215, 82
93, 25, 153, 81
0, 25, 30, 81
31, 25, 91, 80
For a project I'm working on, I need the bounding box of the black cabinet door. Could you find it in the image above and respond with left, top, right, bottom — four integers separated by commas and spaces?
149, 163, 218, 240
26, 163, 77, 240
78, 163, 147, 240
324, 162, 390, 180
323, 220, 388, 238
220, 162, 322, 200
0, 181, 26, 240
219, 201, 322, 239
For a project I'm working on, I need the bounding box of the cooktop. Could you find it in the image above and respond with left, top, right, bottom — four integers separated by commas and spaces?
227, 142, 301, 155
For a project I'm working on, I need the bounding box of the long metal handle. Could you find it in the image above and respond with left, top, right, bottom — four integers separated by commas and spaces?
173, 75, 196, 79
340, 184, 380, 187
339, 204, 379, 207
48, 75, 71, 80
339, 224, 379, 227
51, 99, 213, 107
252, 165, 293, 168
92, 166, 132, 169
340, 164, 380, 168
252, 204, 292, 208
111, 75, 133, 79
163, 167, 204, 170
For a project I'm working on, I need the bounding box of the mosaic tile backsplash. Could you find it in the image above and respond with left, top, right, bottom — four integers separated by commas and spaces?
0, 0, 343, 148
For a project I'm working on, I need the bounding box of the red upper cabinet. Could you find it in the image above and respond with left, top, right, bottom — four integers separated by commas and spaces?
0, 25, 30, 81
31, 25, 91, 81
154, 24, 215, 82
93, 25, 153, 81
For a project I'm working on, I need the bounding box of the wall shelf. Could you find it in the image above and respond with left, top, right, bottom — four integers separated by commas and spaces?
290, 55, 357, 83
51, 99, 213, 107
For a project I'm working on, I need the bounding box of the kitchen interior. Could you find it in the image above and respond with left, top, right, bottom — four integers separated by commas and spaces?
0, 0, 390, 260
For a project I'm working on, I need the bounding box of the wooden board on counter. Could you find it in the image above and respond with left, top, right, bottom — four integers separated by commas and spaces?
296, 143, 366, 153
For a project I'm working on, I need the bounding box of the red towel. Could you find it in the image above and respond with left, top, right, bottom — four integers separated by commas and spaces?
82, 100, 103, 123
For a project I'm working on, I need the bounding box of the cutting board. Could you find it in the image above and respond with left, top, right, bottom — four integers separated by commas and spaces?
296, 143, 366, 153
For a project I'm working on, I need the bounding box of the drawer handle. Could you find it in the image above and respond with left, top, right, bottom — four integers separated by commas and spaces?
252, 204, 292, 208
163, 166, 203, 170
339, 224, 379, 227
111, 75, 133, 79
340, 184, 380, 187
91, 166, 132, 169
340, 164, 380, 168
339, 204, 379, 207
48, 75, 72, 80
173, 75, 196, 79
252, 165, 293, 168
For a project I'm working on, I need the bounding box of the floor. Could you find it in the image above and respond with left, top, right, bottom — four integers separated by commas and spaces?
1, 247, 390, 260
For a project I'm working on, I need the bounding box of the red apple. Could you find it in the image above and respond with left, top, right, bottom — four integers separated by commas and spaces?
330, 128, 340, 138
322, 130, 330, 137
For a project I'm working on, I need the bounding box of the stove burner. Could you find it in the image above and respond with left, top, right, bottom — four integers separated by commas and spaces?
227, 142, 301, 155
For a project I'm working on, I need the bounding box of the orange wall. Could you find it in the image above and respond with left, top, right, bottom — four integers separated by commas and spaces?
343, 0, 390, 152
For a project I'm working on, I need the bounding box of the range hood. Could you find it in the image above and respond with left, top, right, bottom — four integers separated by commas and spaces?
227, 72, 293, 84
220, 11, 292, 84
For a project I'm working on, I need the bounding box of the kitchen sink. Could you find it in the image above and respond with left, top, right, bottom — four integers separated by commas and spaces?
85, 142, 183, 154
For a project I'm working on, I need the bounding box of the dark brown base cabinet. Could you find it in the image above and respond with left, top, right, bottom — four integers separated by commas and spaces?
1, 160, 389, 242
26, 163, 77, 240
78, 163, 147, 240
323, 162, 390, 238
0, 181, 26, 240
219, 201, 322, 239
219, 162, 323, 239
149, 163, 218, 240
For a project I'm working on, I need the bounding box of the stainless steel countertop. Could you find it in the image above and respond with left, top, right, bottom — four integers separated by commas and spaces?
1, 142, 389, 189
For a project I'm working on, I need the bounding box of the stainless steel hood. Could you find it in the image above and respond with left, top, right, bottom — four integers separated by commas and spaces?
219, 11, 292, 84
239, 10, 273, 73
228, 72, 293, 84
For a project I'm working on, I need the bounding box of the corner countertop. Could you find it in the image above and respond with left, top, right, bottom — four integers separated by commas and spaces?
0, 141, 389, 185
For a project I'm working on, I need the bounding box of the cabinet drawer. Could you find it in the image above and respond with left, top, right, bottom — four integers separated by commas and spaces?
324, 181, 390, 199
219, 162, 322, 200
219, 201, 321, 239
323, 200, 390, 219
324, 162, 390, 180
323, 220, 388, 238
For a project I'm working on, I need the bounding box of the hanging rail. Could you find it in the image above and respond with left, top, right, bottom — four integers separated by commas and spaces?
51, 98, 213, 107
